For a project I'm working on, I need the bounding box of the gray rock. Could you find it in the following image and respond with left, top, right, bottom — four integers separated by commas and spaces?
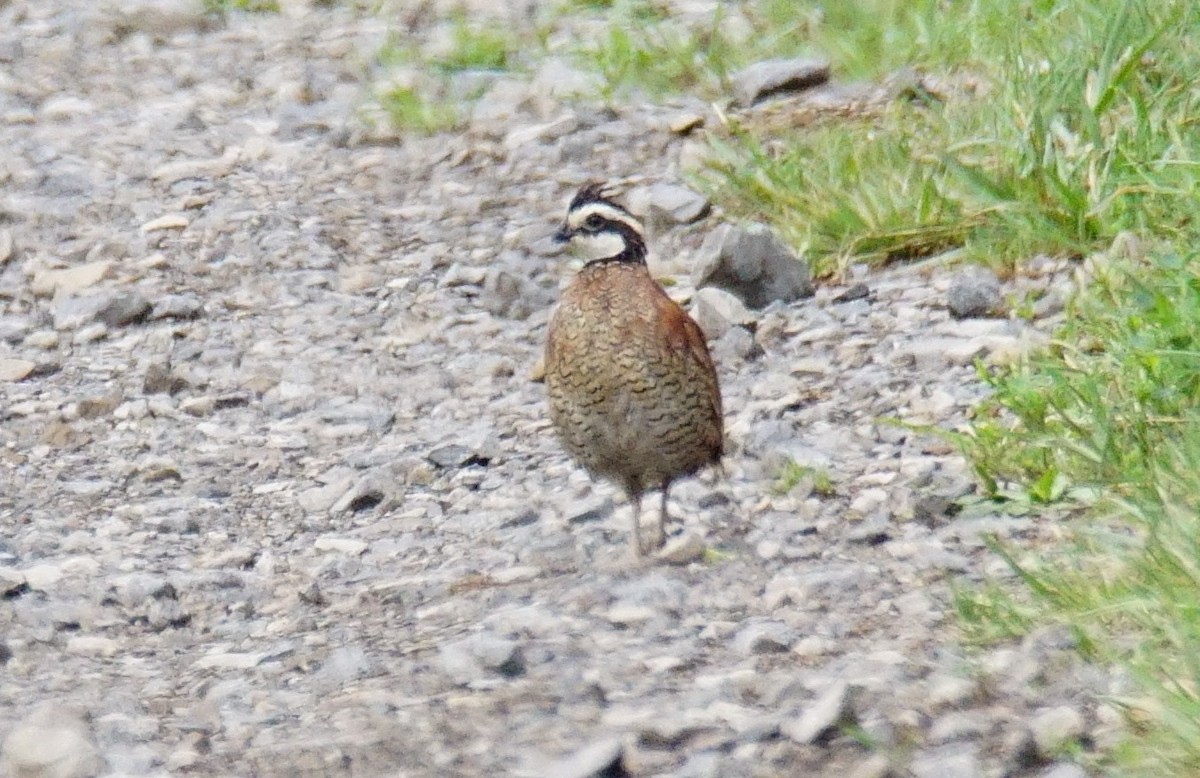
947, 268, 1003, 318
149, 293, 204, 320
318, 645, 374, 685
96, 291, 152, 328
928, 711, 989, 744
481, 267, 554, 320
640, 182, 711, 225
427, 444, 489, 469
656, 532, 706, 565
690, 286, 754, 342
439, 633, 526, 685
328, 471, 392, 514
909, 744, 983, 778
542, 739, 627, 778
52, 295, 109, 331
732, 57, 831, 106
0, 315, 31, 343
733, 620, 795, 655
693, 223, 813, 309
1030, 706, 1085, 756
567, 496, 614, 524
781, 681, 861, 744
1, 703, 103, 778
848, 754, 893, 778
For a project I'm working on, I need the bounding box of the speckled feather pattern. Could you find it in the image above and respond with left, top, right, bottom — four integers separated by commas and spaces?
545, 260, 723, 499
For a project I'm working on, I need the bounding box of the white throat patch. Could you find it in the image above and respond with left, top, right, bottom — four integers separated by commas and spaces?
570, 230, 629, 261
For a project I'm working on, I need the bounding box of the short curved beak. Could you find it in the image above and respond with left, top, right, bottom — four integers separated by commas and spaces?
553, 225, 572, 244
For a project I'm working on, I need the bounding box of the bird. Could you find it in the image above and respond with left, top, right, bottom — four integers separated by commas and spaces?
544, 182, 724, 557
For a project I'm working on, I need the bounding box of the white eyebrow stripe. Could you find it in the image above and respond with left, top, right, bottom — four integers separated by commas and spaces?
567, 202, 645, 236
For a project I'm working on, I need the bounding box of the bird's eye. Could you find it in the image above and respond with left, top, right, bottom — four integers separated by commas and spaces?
584, 214, 604, 230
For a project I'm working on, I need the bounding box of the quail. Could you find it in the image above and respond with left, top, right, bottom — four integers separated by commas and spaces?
544, 183, 724, 556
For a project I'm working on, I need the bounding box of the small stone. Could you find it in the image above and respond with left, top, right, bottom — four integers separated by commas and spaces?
313, 537, 369, 556
143, 364, 188, 395
0, 567, 28, 597
95, 292, 151, 328
605, 605, 656, 627
328, 472, 391, 514
1030, 706, 1085, 756
925, 674, 978, 709
318, 645, 373, 685
179, 397, 215, 417
503, 114, 578, 149
438, 634, 526, 685
781, 681, 861, 745
77, 394, 121, 419
24, 330, 59, 350
23, 563, 65, 591
66, 636, 118, 658
31, 261, 112, 297
140, 214, 189, 233
694, 223, 813, 309
690, 287, 753, 341
73, 323, 108, 344
732, 57, 831, 106
151, 149, 239, 183
543, 739, 627, 778
149, 293, 204, 320
909, 745, 983, 778
166, 748, 200, 771
491, 565, 541, 584
657, 532, 705, 565
641, 182, 711, 225
427, 444, 489, 469
567, 496, 614, 524
733, 620, 795, 655
848, 754, 893, 778
0, 358, 36, 382
668, 112, 704, 134
947, 268, 1003, 318
41, 96, 95, 120
834, 282, 871, 303
1, 703, 103, 778
195, 652, 266, 670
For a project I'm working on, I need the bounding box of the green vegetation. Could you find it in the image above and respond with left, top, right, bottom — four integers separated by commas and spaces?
774, 459, 836, 498
378, 85, 460, 136
702, 0, 1200, 276
372, 12, 524, 135
203, 0, 280, 12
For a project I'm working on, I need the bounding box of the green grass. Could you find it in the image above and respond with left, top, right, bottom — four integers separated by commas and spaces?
700, 0, 1200, 276
377, 85, 460, 136
773, 459, 836, 497
371, 11, 525, 135
949, 221, 1200, 772
203, 0, 279, 12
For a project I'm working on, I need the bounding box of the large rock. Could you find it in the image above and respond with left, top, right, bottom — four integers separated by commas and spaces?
693, 223, 813, 309
732, 57, 831, 106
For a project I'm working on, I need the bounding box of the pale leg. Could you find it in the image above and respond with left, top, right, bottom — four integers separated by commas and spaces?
629, 493, 645, 557
653, 483, 670, 549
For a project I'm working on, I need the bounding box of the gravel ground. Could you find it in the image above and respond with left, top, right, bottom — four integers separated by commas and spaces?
0, 3, 1121, 777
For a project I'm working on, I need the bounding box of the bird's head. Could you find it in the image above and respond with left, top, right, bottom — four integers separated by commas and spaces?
554, 182, 646, 264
